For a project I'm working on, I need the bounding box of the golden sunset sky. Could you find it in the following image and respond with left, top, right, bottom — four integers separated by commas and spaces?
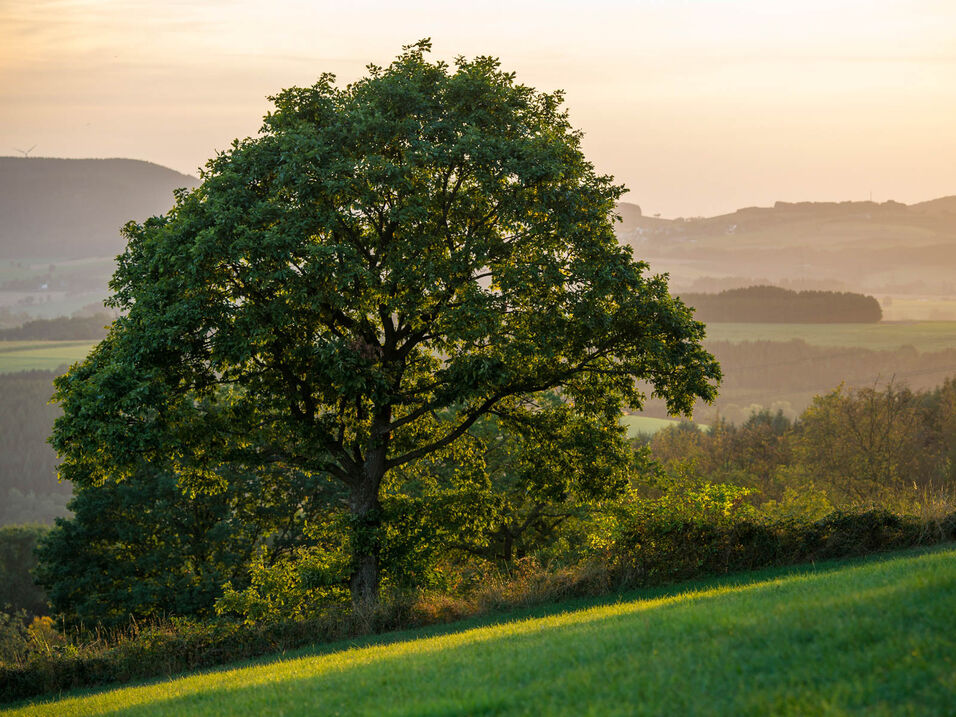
1, 0, 954, 216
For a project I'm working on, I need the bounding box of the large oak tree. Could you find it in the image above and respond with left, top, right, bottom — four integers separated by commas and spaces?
52, 41, 720, 606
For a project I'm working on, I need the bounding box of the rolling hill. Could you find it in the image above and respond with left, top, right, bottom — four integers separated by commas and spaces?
615, 197, 956, 301
0, 158, 198, 319
2, 157, 952, 318
0, 157, 197, 261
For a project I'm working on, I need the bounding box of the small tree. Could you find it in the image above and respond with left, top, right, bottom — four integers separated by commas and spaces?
52, 41, 720, 606
795, 383, 927, 506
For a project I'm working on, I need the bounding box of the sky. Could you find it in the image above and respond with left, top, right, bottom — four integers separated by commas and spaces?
1, 0, 954, 217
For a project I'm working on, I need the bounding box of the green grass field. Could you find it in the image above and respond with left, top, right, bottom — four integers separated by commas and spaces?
621, 415, 708, 437
10, 546, 955, 716
0, 341, 97, 374
704, 321, 956, 351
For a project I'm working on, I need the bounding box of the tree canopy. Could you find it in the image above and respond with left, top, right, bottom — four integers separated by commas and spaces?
52, 40, 720, 606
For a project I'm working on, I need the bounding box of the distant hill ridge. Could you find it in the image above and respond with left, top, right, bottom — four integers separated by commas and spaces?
2, 156, 954, 300
0, 157, 198, 260
616, 196, 956, 232
614, 193, 956, 297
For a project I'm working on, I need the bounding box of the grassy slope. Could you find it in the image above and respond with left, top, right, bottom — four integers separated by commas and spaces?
10, 546, 955, 716
703, 321, 956, 352
0, 341, 96, 374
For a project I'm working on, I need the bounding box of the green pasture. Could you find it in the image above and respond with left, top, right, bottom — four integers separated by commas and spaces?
0, 341, 97, 374
11, 545, 955, 716
621, 415, 707, 437
704, 321, 956, 352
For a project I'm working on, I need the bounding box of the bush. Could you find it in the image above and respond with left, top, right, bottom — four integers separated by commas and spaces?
601, 507, 956, 587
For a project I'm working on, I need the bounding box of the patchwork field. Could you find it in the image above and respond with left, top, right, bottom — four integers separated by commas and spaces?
9, 545, 955, 716
703, 321, 956, 352
0, 341, 97, 374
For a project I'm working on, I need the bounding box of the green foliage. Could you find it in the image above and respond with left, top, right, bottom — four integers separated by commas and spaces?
795, 383, 930, 506
599, 493, 956, 588
0, 611, 31, 666
647, 381, 956, 514
216, 548, 348, 624
50, 40, 719, 605
35, 463, 335, 627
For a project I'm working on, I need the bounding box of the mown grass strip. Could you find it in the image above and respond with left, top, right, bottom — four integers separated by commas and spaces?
9, 546, 955, 716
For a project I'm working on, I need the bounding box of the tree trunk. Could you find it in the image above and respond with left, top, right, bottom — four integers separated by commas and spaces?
349, 432, 388, 608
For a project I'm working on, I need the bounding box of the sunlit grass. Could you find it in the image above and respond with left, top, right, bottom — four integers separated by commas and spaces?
621, 414, 710, 437
0, 340, 96, 374
9, 545, 955, 716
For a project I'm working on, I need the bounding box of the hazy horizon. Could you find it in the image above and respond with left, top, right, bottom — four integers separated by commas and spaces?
2, 0, 955, 217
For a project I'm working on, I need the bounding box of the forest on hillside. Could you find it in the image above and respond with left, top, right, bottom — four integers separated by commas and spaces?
680, 286, 882, 323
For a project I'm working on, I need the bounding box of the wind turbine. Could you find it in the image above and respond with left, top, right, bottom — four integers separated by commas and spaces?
14, 145, 36, 157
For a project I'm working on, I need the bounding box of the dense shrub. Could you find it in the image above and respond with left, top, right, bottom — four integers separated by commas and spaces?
601, 508, 955, 587
36, 465, 333, 626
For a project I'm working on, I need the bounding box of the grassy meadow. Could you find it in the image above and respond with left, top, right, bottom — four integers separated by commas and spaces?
703, 321, 956, 352
621, 415, 708, 437
0, 341, 96, 374
9, 545, 955, 716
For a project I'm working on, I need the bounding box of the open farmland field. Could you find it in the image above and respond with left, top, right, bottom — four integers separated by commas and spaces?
0, 341, 96, 374
621, 415, 708, 437
881, 298, 956, 322
704, 321, 956, 352
10, 545, 955, 716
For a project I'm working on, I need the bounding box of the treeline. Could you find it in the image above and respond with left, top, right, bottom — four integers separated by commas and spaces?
0, 315, 111, 341
681, 285, 882, 323
645, 380, 956, 512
